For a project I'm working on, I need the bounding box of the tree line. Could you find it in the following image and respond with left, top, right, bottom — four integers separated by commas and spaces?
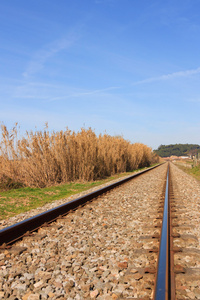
154, 144, 200, 157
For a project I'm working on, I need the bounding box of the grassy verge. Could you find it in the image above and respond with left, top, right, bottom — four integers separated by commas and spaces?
0, 167, 150, 220
175, 162, 200, 181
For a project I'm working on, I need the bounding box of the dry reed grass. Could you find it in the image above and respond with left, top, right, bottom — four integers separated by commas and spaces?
0, 124, 159, 188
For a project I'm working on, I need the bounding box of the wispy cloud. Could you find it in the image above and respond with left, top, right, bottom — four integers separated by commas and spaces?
132, 67, 200, 85
12, 80, 121, 102
22, 34, 78, 78
49, 86, 121, 102
13, 81, 61, 100
187, 98, 200, 103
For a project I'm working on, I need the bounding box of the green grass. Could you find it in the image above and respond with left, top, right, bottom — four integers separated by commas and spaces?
175, 162, 200, 181
190, 166, 200, 180
0, 168, 148, 220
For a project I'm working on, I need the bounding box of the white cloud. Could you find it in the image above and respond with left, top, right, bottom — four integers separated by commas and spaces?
48, 86, 121, 102
12, 79, 121, 102
22, 34, 78, 78
132, 66, 200, 85
187, 98, 200, 103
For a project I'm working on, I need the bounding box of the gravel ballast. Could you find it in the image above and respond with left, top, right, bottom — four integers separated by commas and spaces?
170, 163, 200, 300
0, 163, 198, 299
6, 164, 200, 300
1, 163, 169, 299
0, 168, 159, 231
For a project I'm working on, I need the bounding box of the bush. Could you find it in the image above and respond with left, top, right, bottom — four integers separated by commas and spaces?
0, 124, 158, 188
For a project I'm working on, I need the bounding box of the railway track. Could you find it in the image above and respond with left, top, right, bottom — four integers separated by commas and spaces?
0, 162, 199, 299
0, 164, 162, 247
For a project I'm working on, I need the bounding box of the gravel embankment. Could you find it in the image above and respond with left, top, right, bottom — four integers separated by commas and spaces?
170, 163, 200, 300
0, 164, 168, 300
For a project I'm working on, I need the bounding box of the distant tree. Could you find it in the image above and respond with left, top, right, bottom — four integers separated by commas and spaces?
154, 144, 200, 157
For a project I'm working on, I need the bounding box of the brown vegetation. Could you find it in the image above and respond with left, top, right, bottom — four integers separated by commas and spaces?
0, 124, 159, 188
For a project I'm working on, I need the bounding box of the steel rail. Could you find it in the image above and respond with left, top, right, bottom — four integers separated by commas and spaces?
0, 164, 163, 247
154, 165, 169, 299
154, 163, 175, 300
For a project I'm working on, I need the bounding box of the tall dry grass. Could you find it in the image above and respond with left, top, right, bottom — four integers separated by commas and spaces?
0, 124, 159, 188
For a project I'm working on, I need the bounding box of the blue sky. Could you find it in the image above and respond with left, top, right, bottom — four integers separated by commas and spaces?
0, 0, 200, 149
